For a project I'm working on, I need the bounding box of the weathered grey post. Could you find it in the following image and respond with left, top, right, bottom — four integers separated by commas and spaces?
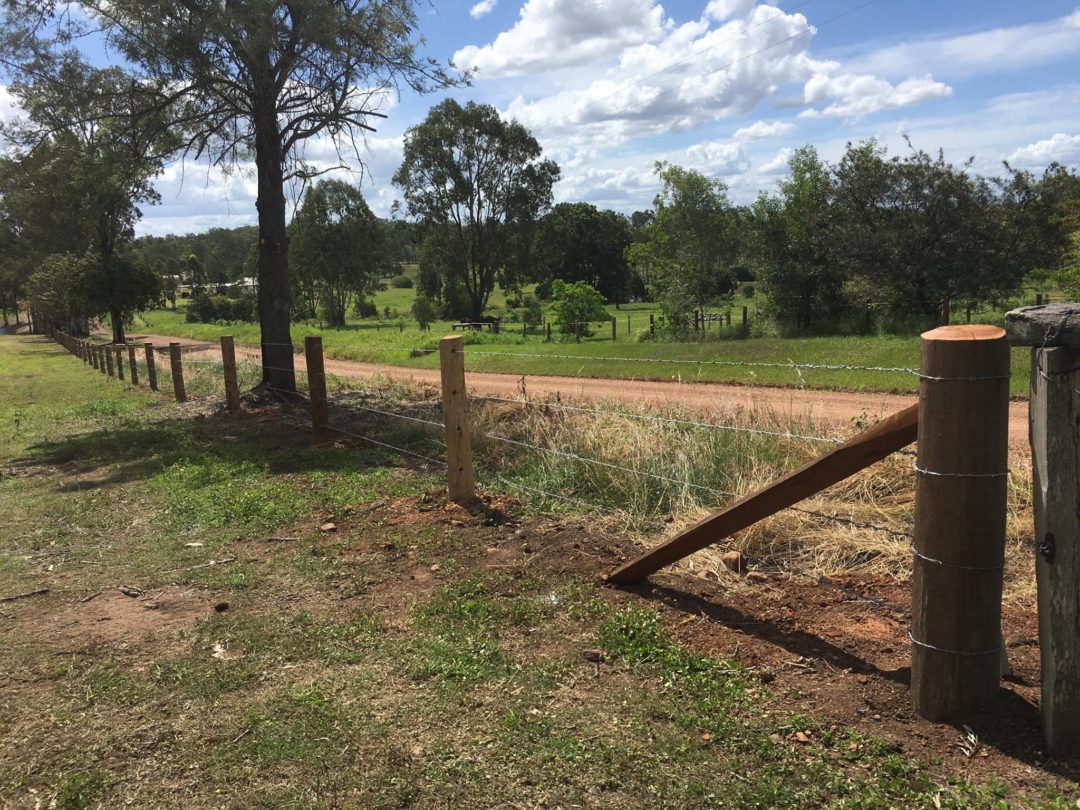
144, 343, 158, 391
127, 344, 139, 386
1006, 304, 1080, 755
90, 342, 99, 370
911, 324, 1009, 721
439, 335, 475, 504
220, 336, 241, 417
169, 343, 186, 402
115, 346, 125, 381
105, 345, 115, 377
97, 345, 107, 374
304, 336, 328, 440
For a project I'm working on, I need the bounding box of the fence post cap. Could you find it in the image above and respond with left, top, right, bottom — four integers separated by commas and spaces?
921, 324, 1005, 342
1005, 304, 1080, 348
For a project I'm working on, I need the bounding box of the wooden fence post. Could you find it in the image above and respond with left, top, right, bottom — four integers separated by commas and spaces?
127, 344, 139, 386
649, 313, 655, 337
611, 317, 617, 342
105, 345, 115, 377
439, 335, 475, 504
546, 322, 552, 342
726, 311, 731, 327
911, 324, 1009, 721
742, 306, 749, 333
145, 343, 158, 391
940, 297, 952, 325
627, 315, 631, 335
90, 342, 98, 370
304, 336, 328, 440
1005, 304, 1080, 755
97, 345, 107, 374
115, 346, 125, 381
221, 336, 241, 417
169, 342, 187, 403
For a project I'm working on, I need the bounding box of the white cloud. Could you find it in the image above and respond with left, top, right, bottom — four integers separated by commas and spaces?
503, 4, 825, 152
470, 0, 496, 19
1009, 133, 1080, 167
733, 119, 795, 140
704, 0, 755, 22
801, 72, 951, 120
758, 147, 793, 174
453, 0, 668, 77
685, 140, 748, 173
849, 10, 1080, 80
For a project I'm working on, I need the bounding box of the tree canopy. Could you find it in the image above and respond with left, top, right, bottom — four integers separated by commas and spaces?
2, 0, 456, 388
532, 203, 632, 303
393, 99, 559, 320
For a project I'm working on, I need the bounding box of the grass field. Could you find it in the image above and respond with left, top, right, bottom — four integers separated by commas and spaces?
134, 302, 1035, 396
1, 334, 1068, 807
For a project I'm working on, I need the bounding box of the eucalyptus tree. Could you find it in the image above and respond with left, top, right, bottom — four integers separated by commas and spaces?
1, 58, 169, 341
2, 0, 457, 391
394, 100, 559, 320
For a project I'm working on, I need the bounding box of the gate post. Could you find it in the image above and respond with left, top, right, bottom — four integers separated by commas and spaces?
911, 325, 1009, 721
1006, 304, 1080, 755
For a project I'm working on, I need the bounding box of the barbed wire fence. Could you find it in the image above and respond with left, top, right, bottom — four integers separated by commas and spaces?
51, 329, 921, 578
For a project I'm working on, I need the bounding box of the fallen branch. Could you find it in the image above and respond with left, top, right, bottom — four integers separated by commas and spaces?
265, 536, 300, 542
0, 587, 49, 603
162, 556, 238, 573
79, 590, 103, 604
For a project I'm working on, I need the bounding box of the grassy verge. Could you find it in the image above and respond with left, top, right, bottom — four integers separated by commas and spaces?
0, 334, 1064, 807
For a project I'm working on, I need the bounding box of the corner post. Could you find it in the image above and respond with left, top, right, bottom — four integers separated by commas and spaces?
1006, 304, 1080, 756
911, 324, 1009, 721
439, 335, 475, 504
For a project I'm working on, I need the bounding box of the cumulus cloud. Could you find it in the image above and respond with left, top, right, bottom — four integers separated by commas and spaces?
1009, 133, 1080, 167
733, 119, 795, 140
685, 140, 748, 173
452, 0, 668, 77
704, 0, 756, 22
801, 72, 951, 120
758, 147, 793, 173
502, 4, 824, 152
470, 0, 496, 19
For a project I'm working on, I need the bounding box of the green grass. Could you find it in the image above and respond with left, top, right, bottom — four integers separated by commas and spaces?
0, 334, 1071, 807
133, 292, 1034, 395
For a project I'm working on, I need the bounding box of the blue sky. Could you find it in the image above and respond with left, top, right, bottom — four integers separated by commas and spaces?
13, 0, 1075, 236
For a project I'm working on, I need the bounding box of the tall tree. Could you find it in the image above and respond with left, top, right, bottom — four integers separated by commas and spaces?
1, 58, 170, 341
751, 146, 853, 333
289, 179, 384, 327
625, 162, 737, 328
2, 0, 456, 391
532, 203, 631, 303
393, 99, 559, 320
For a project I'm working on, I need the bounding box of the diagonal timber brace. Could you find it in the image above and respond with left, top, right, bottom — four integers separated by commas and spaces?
606, 403, 918, 585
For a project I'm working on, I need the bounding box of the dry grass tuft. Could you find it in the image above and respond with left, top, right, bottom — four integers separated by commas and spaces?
465, 391, 1036, 605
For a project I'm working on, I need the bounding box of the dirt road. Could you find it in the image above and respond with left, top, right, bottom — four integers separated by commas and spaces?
129, 332, 1031, 445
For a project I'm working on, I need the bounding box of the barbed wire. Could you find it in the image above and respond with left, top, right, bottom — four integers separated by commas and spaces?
472, 394, 845, 445
477, 431, 737, 497
453, 349, 918, 375
330, 399, 445, 430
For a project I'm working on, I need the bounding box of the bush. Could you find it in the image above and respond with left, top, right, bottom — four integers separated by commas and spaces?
741, 284, 755, 299
184, 292, 256, 324
354, 298, 377, 318
391, 274, 414, 289
411, 295, 437, 330
550, 279, 608, 341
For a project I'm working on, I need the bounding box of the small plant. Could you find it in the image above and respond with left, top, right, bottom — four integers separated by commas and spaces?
411, 294, 437, 331
391, 274, 414, 288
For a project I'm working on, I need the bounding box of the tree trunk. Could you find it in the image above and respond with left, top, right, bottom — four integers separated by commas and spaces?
254, 110, 297, 393
111, 308, 125, 344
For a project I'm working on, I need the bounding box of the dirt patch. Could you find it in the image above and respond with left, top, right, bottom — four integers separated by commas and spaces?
47, 587, 220, 648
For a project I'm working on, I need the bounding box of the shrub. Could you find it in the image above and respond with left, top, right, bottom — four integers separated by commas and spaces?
550, 279, 608, 341
391, 274, 414, 289
411, 295, 437, 330
741, 283, 755, 299
354, 298, 377, 318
